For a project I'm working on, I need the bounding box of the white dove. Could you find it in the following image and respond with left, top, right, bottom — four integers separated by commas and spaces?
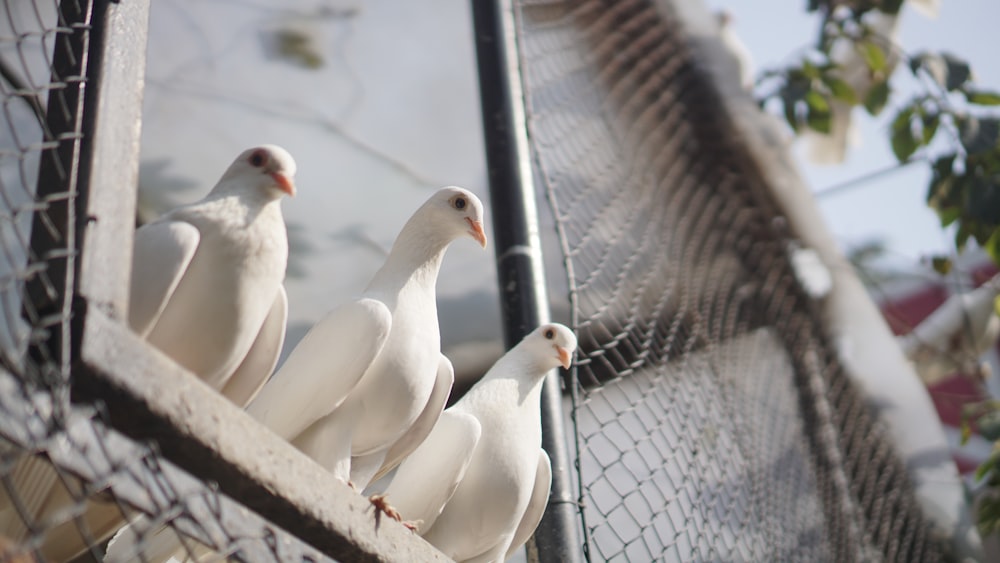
130, 144, 295, 402
247, 186, 487, 491
0, 145, 296, 562
380, 323, 576, 563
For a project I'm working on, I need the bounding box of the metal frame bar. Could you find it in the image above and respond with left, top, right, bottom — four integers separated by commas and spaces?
75, 0, 151, 321
24, 0, 94, 392
74, 309, 449, 562
471, 1, 582, 561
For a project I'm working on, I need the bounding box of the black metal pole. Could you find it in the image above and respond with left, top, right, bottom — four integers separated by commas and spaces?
471, 2, 583, 562
23, 0, 95, 398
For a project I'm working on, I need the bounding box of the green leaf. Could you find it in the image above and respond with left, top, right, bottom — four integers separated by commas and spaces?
932, 154, 956, 179
965, 174, 1000, 225
823, 76, 858, 105
985, 229, 1000, 266
783, 100, 798, 132
804, 90, 830, 113
890, 108, 918, 162
943, 53, 972, 91
931, 255, 953, 275
807, 105, 832, 134
863, 80, 890, 116
779, 79, 809, 133
958, 116, 1000, 154
976, 450, 1000, 481
802, 60, 821, 80
978, 497, 1000, 536
927, 155, 958, 209
965, 90, 1000, 106
858, 41, 888, 73
960, 419, 972, 445
994, 294, 1000, 318
881, 0, 904, 14
922, 112, 940, 144
955, 222, 972, 250
979, 410, 1000, 441
936, 206, 960, 227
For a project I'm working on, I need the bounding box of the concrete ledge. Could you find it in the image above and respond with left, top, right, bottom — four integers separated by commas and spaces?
75, 307, 449, 563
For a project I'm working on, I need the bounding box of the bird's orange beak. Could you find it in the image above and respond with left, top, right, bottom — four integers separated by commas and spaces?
271, 172, 296, 197
556, 346, 572, 370
466, 218, 487, 248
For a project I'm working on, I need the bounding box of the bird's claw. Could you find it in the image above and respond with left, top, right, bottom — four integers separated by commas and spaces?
369, 493, 403, 522
368, 494, 419, 531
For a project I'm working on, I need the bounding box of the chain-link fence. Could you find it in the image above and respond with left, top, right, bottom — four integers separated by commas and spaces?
511, 0, 953, 560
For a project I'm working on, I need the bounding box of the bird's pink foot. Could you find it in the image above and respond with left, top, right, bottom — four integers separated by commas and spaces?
369, 493, 402, 520
368, 493, 417, 531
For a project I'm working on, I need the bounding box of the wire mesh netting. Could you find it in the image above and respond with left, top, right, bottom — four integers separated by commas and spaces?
0, 2, 338, 561
513, 0, 951, 561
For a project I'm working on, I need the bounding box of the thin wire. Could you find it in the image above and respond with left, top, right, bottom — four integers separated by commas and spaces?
813, 158, 924, 199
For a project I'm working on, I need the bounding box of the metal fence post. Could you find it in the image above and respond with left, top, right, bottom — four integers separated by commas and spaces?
23, 0, 95, 393
471, 1, 583, 561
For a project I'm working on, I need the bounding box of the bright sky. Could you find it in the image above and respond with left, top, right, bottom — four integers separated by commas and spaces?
711, 0, 1000, 269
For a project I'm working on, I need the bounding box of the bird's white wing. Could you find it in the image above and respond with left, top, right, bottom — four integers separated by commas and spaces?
219, 286, 288, 407
505, 450, 552, 560
128, 221, 200, 337
383, 410, 481, 533
369, 354, 455, 484
246, 297, 391, 440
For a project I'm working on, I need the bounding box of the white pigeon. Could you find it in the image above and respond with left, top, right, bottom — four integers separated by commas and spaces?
0, 145, 296, 562
247, 186, 488, 490
380, 323, 576, 563
130, 144, 296, 401
898, 276, 1000, 385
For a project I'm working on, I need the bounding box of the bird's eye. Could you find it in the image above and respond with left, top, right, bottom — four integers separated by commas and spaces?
453, 196, 466, 210
249, 150, 267, 167
544, 328, 555, 340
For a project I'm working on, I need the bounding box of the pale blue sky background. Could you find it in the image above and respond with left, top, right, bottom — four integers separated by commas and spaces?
712, 0, 1000, 269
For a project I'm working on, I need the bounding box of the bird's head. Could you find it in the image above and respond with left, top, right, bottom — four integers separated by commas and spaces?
221, 144, 297, 198
424, 186, 488, 248
525, 323, 577, 371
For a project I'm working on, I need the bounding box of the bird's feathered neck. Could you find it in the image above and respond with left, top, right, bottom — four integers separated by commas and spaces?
467, 342, 551, 407
207, 176, 283, 205
366, 208, 455, 293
